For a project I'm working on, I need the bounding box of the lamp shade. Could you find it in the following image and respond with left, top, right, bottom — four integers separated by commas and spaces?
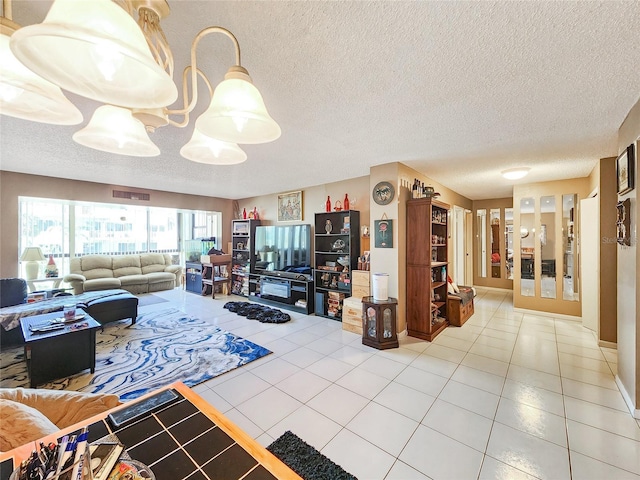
180, 129, 247, 165
20, 247, 45, 262
73, 105, 160, 157
195, 66, 281, 144
0, 23, 82, 124
9, 0, 177, 109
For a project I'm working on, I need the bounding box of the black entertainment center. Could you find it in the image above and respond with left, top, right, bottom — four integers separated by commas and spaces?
247, 224, 315, 314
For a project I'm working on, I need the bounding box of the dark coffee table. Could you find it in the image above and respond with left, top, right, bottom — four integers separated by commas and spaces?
19, 310, 101, 388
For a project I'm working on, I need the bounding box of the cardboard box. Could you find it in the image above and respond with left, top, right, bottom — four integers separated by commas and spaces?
201, 254, 232, 264
352, 270, 370, 287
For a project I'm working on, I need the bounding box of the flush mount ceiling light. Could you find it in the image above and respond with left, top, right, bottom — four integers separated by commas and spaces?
2, 0, 281, 163
501, 167, 531, 180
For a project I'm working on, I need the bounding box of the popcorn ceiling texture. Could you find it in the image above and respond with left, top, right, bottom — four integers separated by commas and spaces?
1, 1, 639, 200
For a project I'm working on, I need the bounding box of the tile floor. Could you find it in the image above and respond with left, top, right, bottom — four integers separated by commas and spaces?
145, 287, 640, 480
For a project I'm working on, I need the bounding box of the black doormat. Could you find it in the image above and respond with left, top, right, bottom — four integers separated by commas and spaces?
267, 430, 357, 480
223, 301, 291, 323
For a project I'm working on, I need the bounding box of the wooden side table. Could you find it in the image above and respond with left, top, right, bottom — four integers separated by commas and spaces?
361, 296, 399, 349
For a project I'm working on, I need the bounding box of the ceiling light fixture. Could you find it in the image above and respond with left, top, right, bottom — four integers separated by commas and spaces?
2, 0, 281, 164
501, 167, 530, 180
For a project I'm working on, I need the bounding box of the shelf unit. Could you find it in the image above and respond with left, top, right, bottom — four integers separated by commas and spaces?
231, 219, 261, 296
185, 261, 203, 295
201, 255, 232, 298
314, 210, 360, 320
406, 198, 450, 341
248, 273, 315, 314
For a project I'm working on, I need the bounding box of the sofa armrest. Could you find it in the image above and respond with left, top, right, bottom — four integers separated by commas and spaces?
164, 265, 182, 287
63, 273, 86, 295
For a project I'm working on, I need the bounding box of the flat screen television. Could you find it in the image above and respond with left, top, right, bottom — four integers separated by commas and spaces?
254, 224, 312, 275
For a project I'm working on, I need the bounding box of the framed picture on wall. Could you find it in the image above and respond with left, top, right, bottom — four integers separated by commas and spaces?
277, 190, 303, 222
374, 219, 393, 248
616, 144, 635, 195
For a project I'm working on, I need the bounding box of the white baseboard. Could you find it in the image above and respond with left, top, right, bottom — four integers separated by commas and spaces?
598, 339, 617, 349
615, 375, 640, 419
513, 307, 582, 322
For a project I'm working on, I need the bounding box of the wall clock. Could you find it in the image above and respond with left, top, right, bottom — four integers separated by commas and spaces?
372, 181, 395, 205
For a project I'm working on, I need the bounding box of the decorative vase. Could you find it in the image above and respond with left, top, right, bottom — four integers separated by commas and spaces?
334, 200, 342, 211
325, 196, 331, 212
325, 220, 333, 234
344, 194, 349, 210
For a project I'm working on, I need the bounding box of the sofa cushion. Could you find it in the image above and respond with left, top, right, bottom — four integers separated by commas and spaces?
145, 272, 176, 284
118, 274, 149, 286
140, 253, 167, 274
84, 278, 122, 291
0, 399, 58, 451
112, 256, 143, 278
0, 388, 120, 429
79, 255, 113, 271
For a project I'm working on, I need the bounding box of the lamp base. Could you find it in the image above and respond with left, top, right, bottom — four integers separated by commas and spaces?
25, 261, 40, 280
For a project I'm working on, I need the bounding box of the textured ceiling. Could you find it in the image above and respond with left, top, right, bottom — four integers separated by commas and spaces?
1, 1, 639, 200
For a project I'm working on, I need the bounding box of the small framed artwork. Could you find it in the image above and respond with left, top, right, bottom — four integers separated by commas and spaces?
374, 219, 393, 248
277, 190, 303, 222
616, 144, 635, 195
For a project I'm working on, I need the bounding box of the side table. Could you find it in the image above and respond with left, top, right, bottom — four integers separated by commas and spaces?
362, 296, 399, 349
27, 277, 63, 293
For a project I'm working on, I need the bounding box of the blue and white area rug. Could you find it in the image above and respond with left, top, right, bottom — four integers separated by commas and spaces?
0, 308, 271, 400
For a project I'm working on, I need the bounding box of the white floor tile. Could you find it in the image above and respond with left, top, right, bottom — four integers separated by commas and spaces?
267, 404, 342, 450
394, 365, 449, 398
410, 352, 458, 378
567, 419, 640, 475
329, 344, 375, 366
235, 386, 302, 431
399, 424, 484, 480
275, 369, 331, 403
438, 380, 500, 419
373, 381, 436, 422
495, 397, 568, 447
213, 371, 271, 405
487, 422, 571, 479
305, 355, 354, 382
462, 352, 509, 377
559, 363, 618, 390
358, 353, 407, 380
346, 402, 419, 456
306, 383, 369, 425
248, 357, 301, 385
451, 364, 506, 396
322, 428, 396, 480
384, 460, 432, 480
561, 377, 629, 412
564, 396, 640, 441
422, 399, 493, 452
280, 346, 325, 368
507, 364, 562, 393
194, 387, 233, 413
424, 343, 467, 363
501, 379, 565, 416
335, 366, 391, 399
569, 451, 640, 479
479, 455, 540, 480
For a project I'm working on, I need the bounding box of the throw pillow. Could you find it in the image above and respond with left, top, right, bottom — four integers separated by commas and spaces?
0, 388, 120, 429
0, 399, 58, 451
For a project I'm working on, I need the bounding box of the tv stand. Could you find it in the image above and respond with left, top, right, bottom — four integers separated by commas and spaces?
248, 273, 314, 315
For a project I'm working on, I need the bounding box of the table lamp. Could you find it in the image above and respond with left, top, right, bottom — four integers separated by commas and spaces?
20, 247, 45, 280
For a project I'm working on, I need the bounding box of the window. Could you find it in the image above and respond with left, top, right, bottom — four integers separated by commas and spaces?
18, 197, 221, 277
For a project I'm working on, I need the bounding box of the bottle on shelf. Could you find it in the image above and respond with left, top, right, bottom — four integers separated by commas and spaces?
326, 196, 331, 212
242, 208, 247, 219
253, 207, 259, 220
344, 194, 350, 210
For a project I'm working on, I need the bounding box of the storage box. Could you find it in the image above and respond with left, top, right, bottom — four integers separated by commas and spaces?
201, 254, 232, 265
342, 313, 362, 335
352, 270, 370, 287
342, 296, 363, 318
351, 284, 370, 300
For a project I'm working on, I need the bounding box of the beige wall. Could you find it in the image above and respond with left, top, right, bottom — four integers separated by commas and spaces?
472, 198, 514, 289
0, 171, 234, 278
616, 96, 640, 415
587, 157, 618, 344
513, 178, 591, 317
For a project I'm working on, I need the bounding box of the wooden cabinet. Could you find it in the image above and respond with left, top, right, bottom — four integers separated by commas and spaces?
406, 198, 449, 341
447, 295, 474, 327
185, 261, 203, 294
314, 210, 360, 320
231, 219, 261, 296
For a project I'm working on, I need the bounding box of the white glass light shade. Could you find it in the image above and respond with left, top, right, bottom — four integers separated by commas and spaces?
180, 129, 247, 165
9, 0, 177, 109
0, 30, 82, 124
502, 168, 530, 180
195, 66, 281, 144
73, 105, 160, 157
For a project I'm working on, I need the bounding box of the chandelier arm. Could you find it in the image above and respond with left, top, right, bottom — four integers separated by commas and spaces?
166, 66, 213, 128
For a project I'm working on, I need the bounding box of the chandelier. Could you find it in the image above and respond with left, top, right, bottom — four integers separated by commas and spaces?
0, 0, 281, 164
